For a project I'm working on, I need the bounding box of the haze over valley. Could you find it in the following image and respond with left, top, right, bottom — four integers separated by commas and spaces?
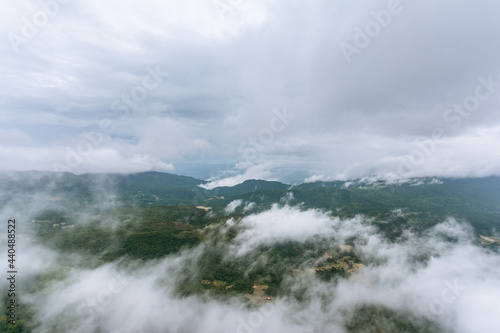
2, 1, 500, 332
1, 171, 500, 332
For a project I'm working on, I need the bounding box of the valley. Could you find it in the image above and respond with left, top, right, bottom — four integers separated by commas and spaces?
1, 171, 499, 332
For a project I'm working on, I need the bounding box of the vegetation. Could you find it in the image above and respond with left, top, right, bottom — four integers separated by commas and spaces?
1, 172, 499, 332
33, 206, 214, 263
346, 304, 443, 333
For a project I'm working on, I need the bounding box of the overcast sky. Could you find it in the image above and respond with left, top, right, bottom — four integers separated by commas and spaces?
2, 0, 500, 185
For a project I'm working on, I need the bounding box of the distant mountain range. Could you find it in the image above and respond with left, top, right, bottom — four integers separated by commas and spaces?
1, 171, 499, 235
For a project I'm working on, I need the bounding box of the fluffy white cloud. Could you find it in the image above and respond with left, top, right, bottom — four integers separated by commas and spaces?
232, 204, 341, 255
6, 203, 499, 333
200, 162, 276, 189
224, 199, 243, 214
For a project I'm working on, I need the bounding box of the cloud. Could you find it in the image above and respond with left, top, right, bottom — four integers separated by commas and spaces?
0, 143, 175, 174
231, 204, 346, 255
200, 162, 276, 189
134, 117, 210, 161
2, 0, 500, 179
0, 128, 35, 146
2, 197, 499, 332
243, 202, 256, 212
304, 174, 330, 183
225, 199, 243, 214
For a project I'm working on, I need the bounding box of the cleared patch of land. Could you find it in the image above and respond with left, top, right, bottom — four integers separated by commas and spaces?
479, 234, 500, 245
245, 285, 274, 306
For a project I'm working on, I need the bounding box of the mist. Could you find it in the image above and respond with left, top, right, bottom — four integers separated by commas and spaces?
3, 193, 499, 332
3, 1, 500, 331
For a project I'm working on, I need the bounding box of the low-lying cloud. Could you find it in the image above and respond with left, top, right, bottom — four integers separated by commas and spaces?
3, 203, 499, 332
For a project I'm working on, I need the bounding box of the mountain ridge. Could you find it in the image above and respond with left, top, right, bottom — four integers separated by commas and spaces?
2, 170, 499, 236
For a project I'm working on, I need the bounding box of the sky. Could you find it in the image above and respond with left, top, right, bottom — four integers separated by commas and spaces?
2, 0, 500, 186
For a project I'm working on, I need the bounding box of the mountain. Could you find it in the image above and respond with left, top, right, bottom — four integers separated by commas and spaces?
2, 171, 500, 332
1, 171, 499, 234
